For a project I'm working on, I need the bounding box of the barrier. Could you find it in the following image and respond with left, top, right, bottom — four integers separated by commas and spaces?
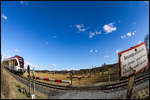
35, 76, 71, 84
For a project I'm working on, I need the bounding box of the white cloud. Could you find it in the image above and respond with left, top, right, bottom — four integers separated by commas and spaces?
76, 24, 83, 29
89, 30, 101, 38
89, 49, 98, 53
126, 31, 136, 37
103, 22, 117, 34
95, 31, 101, 35
95, 49, 98, 53
132, 31, 136, 35
104, 56, 109, 58
74, 24, 102, 38
127, 32, 132, 37
116, 49, 121, 53
51, 64, 56, 67
75, 24, 87, 32
1, 14, 7, 20
15, 49, 19, 52
89, 49, 93, 53
121, 31, 136, 39
121, 35, 126, 39
89, 32, 95, 38
79, 28, 86, 32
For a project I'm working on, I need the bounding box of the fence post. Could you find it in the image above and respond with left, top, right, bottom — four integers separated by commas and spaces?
32, 70, 35, 99
108, 72, 110, 84
70, 71, 73, 85
27, 65, 31, 97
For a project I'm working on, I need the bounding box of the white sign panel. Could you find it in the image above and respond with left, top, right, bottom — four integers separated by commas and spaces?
119, 42, 149, 77
31, 94, 35, 99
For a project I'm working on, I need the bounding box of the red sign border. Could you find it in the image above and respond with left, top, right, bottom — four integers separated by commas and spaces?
119, 42, 149, 77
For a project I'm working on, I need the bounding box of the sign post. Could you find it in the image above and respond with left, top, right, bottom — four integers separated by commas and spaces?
126, 67, 136, 98
119, 42, 149, 99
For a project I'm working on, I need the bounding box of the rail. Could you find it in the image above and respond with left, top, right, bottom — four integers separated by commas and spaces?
5, 67, 149, 91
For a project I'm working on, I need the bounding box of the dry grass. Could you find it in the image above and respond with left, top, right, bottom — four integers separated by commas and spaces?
1, 64, 10, 99
120, 87, 149, 99
1, 64, 48, 99
135, 88, 149, 99
23, 68, 119, 86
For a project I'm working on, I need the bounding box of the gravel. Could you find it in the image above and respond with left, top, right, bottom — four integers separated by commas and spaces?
48, 80, 149, 99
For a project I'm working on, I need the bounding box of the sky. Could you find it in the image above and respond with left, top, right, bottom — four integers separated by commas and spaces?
1, 1, 149, 71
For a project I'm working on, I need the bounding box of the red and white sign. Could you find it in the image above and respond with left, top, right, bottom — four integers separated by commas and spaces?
119, 42, 149, 77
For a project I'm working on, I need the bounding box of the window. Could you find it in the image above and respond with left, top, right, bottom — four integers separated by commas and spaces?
18, 57, 24, 68
15, 60, 18, 66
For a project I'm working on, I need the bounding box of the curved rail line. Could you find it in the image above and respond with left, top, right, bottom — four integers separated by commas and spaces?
5, 68, 149, 91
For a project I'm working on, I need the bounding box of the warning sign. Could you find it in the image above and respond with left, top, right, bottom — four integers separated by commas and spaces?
119, 42, 149, 77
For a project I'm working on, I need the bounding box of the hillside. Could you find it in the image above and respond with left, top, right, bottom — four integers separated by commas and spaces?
34, 63, 120, 74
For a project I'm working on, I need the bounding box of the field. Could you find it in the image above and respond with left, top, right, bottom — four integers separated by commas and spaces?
22, 64, 120, 86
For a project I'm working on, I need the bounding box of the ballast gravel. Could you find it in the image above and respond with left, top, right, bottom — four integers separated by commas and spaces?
48, 80, 149, 99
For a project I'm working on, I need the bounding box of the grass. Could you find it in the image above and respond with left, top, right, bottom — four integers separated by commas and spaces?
1, 64, 48, 99
120, 87, 149, 99
1, 64, 10, 99
135, 88, 149, 99
23, 67, 119, 86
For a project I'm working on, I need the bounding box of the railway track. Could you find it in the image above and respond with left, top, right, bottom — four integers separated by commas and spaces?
5, 67, 149, 91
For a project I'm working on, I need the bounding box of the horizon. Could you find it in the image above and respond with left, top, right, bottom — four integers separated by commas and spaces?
1, 1, 149, 71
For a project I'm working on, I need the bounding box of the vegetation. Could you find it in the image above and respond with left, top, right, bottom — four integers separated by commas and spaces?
1, 64, 10, 99
23, 63, 120, 86
1, 64, 47, 99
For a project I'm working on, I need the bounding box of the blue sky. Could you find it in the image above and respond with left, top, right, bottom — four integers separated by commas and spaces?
1, 1, 149, 71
